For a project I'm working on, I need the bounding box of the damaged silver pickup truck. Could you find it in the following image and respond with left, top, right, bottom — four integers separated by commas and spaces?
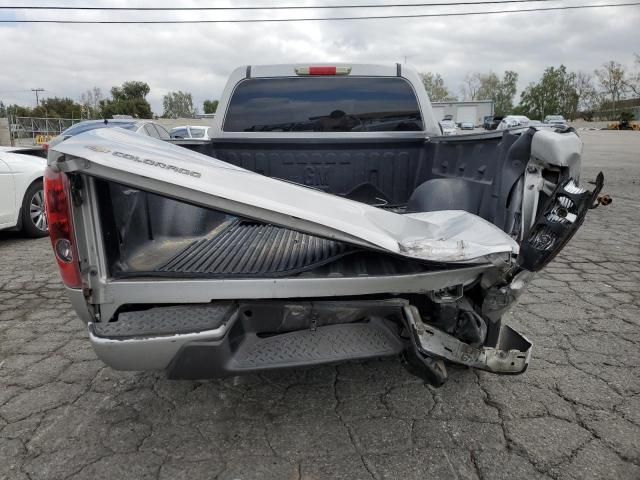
45, 64, 604, 386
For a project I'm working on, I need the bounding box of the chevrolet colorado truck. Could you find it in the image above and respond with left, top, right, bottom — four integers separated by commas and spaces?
45, 63, 603, 386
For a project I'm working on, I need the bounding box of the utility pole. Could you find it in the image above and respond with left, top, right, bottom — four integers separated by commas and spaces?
31, 88, 44, 107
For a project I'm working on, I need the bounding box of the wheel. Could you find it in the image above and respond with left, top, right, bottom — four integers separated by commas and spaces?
21, 180, 48, 237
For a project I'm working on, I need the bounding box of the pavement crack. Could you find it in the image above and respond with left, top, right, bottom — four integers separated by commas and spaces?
332, 366, 379, 480
469, 451, 485, 480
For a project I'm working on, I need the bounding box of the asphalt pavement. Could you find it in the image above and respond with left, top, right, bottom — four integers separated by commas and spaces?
0, 130, 639, 480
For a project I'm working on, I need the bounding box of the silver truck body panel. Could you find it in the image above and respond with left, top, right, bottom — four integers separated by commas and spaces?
51, 128, 519, 264
91, 264, 491, 322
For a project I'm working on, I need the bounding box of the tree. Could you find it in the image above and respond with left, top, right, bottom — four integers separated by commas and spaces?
203, 99, 219, 114
517, 65, 579, 120
594, 61, 628, 119
574, 72, 599, 117
419, 72, 457, 101
6, 104, 32, 117
461, 72, 482, 101
111, 81, 150, 102
100, 81, 152, 118
0, 101, 6, 117
476, 72, 500, 102
31, 97, 83, 119
80, 87, 104, 119
624, 53, 640, 97
162, 91, 196, 118
476, 71, 519, 116
495, 71, 519, 117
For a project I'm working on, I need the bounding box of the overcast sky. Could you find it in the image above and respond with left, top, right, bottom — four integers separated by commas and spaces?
0, 1, 638, 115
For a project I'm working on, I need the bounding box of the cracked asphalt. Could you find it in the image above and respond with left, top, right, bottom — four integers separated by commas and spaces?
1, 130, 639, 480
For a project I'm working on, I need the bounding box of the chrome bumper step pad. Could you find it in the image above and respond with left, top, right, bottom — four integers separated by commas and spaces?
92, 303, 236, 339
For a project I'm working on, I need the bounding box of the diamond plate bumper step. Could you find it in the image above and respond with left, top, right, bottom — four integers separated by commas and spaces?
230, 320, 403, 370
167, 316, 404, 379
92, 303, 237, 339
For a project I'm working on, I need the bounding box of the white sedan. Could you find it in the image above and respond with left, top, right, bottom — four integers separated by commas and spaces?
0, 146, 48, 237
497, 115, 530, 130
439, 120, 458, 136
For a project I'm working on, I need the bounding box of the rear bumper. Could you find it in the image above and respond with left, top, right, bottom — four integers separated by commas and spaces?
88, 304, 238, 370
89, 324, 232, 371
87, 299, 532, 381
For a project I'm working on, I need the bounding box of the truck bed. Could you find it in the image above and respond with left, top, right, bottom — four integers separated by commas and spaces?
181, 132, 519, 213
79, 129, 534, 280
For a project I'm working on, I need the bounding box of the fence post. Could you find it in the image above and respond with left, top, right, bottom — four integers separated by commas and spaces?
8, 112, 14, 147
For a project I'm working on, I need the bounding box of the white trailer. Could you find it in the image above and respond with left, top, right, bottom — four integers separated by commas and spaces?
431, 100, 494, 126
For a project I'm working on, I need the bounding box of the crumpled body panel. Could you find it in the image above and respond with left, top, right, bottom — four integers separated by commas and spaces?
51, 128, 518, 263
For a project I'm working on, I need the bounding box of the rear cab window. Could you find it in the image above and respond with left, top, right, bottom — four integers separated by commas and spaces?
223, 77, 423, 132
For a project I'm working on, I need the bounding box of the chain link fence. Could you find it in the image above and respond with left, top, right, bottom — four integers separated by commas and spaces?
7, 115, 83, 146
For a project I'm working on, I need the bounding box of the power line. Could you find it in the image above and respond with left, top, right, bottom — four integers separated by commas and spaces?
0, 2, 637, 23
0, 0, 571, 11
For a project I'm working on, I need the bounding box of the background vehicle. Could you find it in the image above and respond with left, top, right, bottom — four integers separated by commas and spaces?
439, 119, 457, 135
485, 115, 504, 130
497, 115, 530, 130
543, 115, 567, 127
0, 146, 48, 237
170, 125, 212, 139
460, 121, 475, 130
54, 119, 171, 143
47, 63, 602, 387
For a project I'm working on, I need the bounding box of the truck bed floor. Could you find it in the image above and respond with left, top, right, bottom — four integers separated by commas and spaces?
155, 220, 356, 277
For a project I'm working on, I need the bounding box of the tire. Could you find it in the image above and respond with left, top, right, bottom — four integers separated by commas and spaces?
21, 180, 49, 238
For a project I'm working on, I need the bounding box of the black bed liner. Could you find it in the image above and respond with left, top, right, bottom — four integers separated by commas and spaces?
154, 220, 357, 277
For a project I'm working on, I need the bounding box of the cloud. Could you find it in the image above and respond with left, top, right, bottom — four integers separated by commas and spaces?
0, 0, 638, 114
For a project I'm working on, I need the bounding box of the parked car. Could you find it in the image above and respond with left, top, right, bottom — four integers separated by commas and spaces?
0, 146, 48, 237
544, 115, 567, 127
170, 125, 212, 139
497, 115, 530, 130
439, 119, 457, 135
46, 63, 603, 387
54, 119, 171, 143
484, 115, 504, 130
460, 121, 475, 130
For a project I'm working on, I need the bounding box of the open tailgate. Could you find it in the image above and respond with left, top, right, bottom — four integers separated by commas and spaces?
49, 128, 518, 264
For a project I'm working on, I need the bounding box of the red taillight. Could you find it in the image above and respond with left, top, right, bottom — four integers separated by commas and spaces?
295, 66, 352, 76
42, 143, 49, 152
44, 167, 82, 288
